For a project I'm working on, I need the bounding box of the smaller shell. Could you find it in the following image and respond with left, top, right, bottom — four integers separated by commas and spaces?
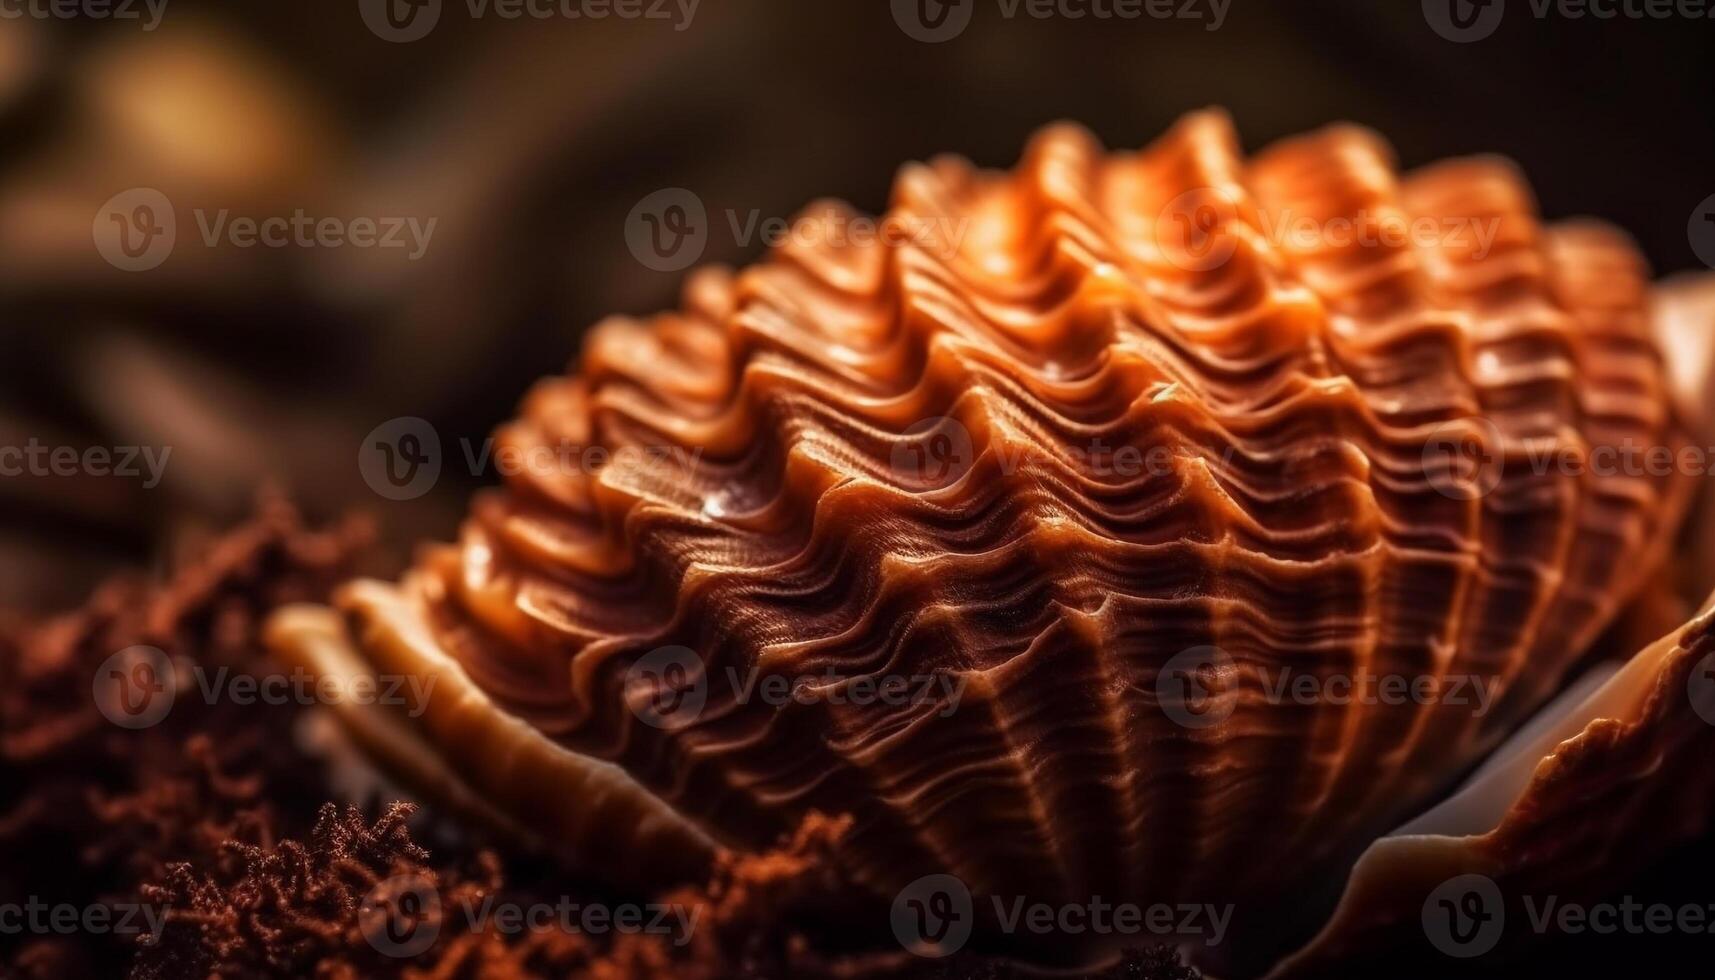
1271, 592, 1715, 977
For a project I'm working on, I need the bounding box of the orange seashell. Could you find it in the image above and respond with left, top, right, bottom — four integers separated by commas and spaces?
267, 110, 1705, 973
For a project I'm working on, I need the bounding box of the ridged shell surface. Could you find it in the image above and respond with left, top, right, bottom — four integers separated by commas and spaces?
328, 111, 1689, 934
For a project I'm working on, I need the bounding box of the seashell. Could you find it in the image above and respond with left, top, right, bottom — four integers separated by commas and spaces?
267, 110, 1701, 971
1271, 589, 1715, 977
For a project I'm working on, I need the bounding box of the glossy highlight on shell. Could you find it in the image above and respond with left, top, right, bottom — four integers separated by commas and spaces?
268, 109, 1696, 971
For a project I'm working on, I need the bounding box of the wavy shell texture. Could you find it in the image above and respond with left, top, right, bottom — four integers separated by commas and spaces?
274, 110, 1694, 965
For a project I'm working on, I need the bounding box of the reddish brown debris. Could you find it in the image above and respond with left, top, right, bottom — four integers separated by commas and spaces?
0, 499, 1200, 980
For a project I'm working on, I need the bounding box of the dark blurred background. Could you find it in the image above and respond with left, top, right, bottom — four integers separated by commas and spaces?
0, 0, 1710, 608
